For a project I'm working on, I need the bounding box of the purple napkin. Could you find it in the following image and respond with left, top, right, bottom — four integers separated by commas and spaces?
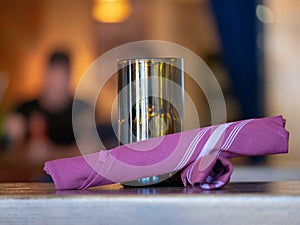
44, 116, 289, 190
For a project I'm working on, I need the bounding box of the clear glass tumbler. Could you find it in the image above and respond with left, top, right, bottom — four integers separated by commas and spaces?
117, 58, 184, 186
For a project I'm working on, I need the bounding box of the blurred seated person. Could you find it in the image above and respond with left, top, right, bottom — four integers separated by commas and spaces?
4, 51, 81, 165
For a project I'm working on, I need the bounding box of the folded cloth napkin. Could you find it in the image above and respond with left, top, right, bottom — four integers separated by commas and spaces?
44, 115, 289, 190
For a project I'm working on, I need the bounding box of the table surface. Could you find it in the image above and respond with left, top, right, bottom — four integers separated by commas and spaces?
1, 181, 300, 225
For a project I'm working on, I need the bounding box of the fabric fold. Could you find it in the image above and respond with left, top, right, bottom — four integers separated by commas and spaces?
181, 154, 233, 189
44, 115, 289, 190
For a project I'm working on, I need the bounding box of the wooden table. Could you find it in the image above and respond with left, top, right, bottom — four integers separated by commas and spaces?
1, 181, 300, 225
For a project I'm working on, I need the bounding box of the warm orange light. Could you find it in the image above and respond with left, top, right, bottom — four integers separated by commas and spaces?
92, 0, 132, 23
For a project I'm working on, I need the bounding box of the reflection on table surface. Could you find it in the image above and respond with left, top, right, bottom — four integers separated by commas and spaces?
1, 181, 300, 197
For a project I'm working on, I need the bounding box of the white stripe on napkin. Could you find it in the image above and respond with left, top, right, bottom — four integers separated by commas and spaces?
174, 127, 210, 170
215, 119, 253, 156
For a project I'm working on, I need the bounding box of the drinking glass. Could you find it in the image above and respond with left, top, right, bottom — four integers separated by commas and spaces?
117, 58, 184, 186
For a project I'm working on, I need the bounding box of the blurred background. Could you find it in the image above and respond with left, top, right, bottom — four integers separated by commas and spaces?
0, 0, 299, 182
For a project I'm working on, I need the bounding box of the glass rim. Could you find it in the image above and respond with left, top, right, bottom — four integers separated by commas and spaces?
117, 57, 183, 64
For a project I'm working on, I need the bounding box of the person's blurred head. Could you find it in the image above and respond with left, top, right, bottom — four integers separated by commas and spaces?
42, 51, 72, 110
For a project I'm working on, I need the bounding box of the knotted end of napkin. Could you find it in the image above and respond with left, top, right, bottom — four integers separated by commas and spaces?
181, 154, 233, 189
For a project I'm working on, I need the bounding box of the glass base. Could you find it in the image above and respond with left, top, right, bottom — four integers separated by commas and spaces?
121, 171, 183, 187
